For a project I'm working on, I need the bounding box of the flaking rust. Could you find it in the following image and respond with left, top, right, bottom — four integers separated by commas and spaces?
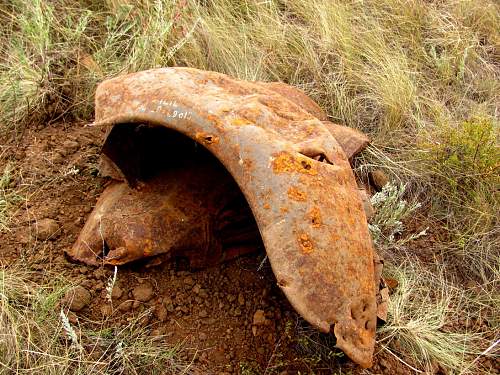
67, 68, 379, 368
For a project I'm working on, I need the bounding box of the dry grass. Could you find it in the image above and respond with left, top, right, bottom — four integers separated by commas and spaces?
0, 0, 498, 373
0, 266, 194, 374
0, 165, 22, 232
379, 261, 495, 374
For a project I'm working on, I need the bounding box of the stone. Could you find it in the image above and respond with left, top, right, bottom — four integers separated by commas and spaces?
67, 311, 78, 324
238, 292, 245, 306
35, 218, 60, 240
384, 277, 399, 289
321, 121, 370, 159
81, 279, 93, 289
155, 305, 168, 322
132, 282, 154, 302
253, 309, 267, 326
111, 285, 123, 300
62, 140, 79, 155
117, 300, 133, 312
377, 287, 389, 322
93, 268, 106, 280
369, 169, 389, 191
358, 188, 374, 220
63, 286, 91, 312
379, 358, 389, 369
252, 326, 258, 336
15, 228, 30, 244
94, 281, 104, 291
101, 304, 113, 316
183, 276, 195, 286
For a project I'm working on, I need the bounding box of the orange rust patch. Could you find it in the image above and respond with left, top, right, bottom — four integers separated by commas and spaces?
272, 152, 317, 175
308, 207, 322, 228
143, 239, 154, 256
287, 186, 307, 201
231, 118, 253, 126
239, 158, 254, 171
280, 206, 289, 213
205, 114, 224, 130
236, 107, 263, 124
298, 233, 314, 254
263, 203, 271, 209
195, 132, 219, 145
305, 124, 316, 136
330, 232, 341, 242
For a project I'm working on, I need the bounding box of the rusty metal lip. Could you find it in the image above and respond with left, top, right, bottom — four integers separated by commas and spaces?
75, 67, 377, 367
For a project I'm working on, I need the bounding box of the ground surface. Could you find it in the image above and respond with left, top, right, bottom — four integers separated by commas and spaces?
0, 122, 420, 374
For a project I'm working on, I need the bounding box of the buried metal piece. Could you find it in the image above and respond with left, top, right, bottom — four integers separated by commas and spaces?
67, 68, 377, 368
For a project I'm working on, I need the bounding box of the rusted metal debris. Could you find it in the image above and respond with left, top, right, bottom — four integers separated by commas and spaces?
66, 68, 379, 368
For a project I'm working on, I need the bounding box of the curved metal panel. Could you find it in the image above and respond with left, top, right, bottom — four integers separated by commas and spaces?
67, 68, 377, 367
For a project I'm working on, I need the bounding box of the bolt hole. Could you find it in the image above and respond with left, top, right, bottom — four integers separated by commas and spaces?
313, 154, 328, 163
102, 241, 110, 257
301, 160, 312, 170
277, 278, 288, 287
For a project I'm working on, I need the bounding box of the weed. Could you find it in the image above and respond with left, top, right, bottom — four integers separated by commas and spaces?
0, 165, 22, 232
379, 261, 492, 374
369, 182, 426, 251
0, 266, 194, 374
105, 266, 117, 304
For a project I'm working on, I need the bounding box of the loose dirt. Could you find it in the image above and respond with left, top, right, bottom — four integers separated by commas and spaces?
0, 121, 413, 374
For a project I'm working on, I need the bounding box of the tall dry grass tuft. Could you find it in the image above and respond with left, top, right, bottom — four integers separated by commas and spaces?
0, 266, 194, 374
379, 261, 495, 374
0, 165, 22, 232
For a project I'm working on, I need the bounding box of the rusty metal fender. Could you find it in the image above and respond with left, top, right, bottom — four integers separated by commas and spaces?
85, 68, 377, 367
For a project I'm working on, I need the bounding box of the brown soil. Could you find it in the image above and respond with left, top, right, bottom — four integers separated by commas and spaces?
0, 121, 413, 374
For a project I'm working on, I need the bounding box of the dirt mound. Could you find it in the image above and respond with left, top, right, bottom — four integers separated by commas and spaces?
0, 121, 410, 374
